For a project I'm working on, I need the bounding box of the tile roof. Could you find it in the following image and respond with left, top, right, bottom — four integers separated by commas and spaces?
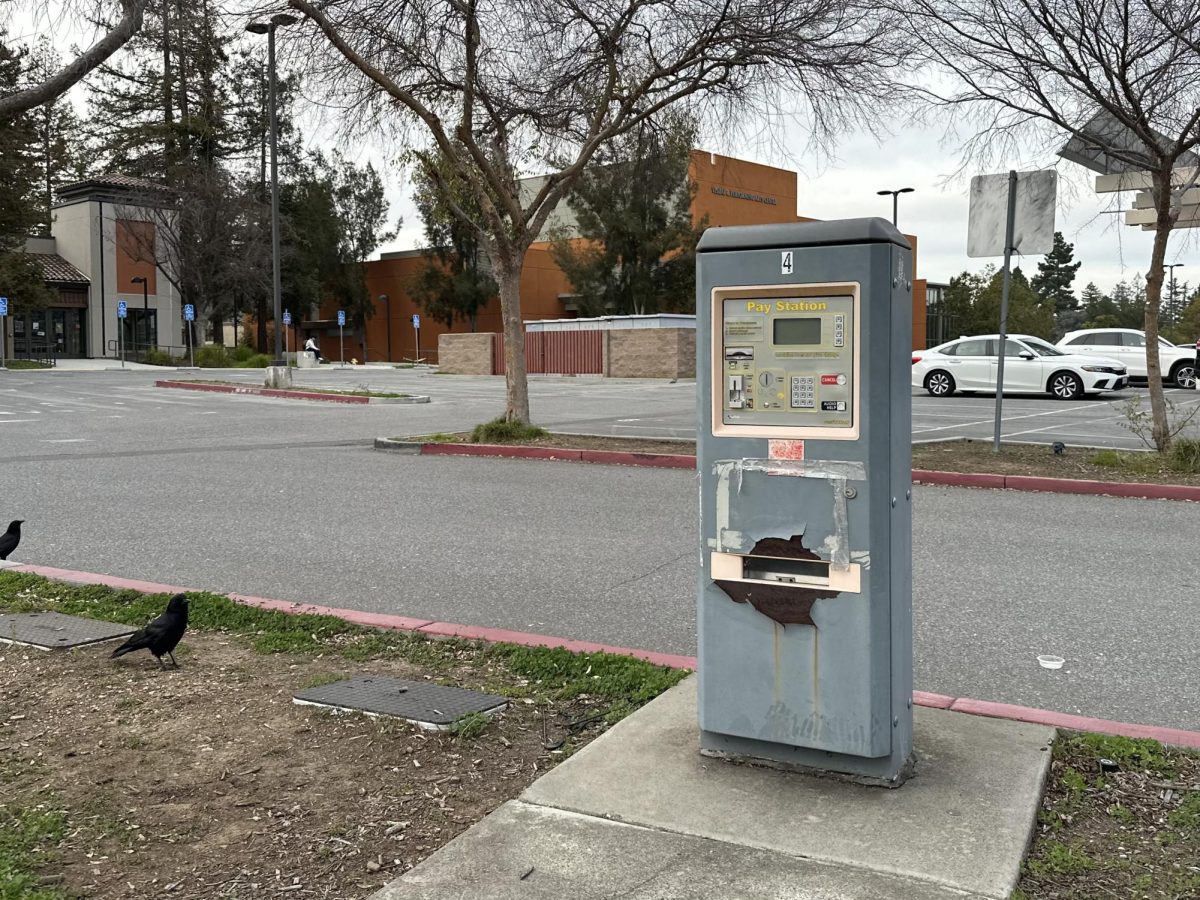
30, 253, 90, 285
58, 173, 167, 193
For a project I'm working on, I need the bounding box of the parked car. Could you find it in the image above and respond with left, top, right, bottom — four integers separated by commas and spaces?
1057, 328, 1197, 388
912, 334, 1128, 400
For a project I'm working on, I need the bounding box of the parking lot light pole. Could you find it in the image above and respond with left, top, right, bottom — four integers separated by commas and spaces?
876, 187, 914, 227
380, 294, 391, 362
246, 13, 298, 368
1166, 263, 1184, 320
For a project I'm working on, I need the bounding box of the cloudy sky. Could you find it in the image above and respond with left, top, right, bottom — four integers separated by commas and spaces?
373, 114, 1196, 298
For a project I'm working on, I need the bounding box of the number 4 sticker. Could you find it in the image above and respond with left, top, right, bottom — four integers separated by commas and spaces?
781, 251, 793, 275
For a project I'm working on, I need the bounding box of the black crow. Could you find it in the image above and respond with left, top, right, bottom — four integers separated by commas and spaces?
1051, 441, 1065, 456
0, 520, 22, 560
110, 593, 190, 669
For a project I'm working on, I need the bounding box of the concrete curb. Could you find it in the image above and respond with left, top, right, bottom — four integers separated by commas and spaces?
156, 380, 430, 404
912, 469, 1200, 501
7, 562, 1199, 749
374, 439, 1198, 498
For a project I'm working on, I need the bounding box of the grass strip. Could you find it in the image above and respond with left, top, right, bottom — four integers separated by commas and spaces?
0, 572, 686, 723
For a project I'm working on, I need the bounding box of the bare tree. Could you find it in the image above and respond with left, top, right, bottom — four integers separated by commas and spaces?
905, 0, 1200, 450
288, 0, 907, 424
0, 0, 149, 120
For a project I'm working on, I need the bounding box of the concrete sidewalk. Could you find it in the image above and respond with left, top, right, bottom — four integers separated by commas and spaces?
372, 677, 1054, 900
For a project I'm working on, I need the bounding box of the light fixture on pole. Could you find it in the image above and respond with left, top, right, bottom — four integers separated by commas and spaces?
245, 12, 298, 367
876, 187, 915, 227
1166, 263, 1184, 317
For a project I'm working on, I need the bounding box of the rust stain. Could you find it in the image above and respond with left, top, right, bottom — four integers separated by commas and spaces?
715, 534, 839, 627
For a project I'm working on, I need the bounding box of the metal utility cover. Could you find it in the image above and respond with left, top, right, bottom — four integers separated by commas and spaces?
967, 170, 1057, 257
0, 611, 136, 651
293, 676, 508, 729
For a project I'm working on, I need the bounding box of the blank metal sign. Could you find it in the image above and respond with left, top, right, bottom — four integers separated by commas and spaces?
967, 170, 1057, 258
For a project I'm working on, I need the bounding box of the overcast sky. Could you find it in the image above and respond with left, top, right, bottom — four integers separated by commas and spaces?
372, 115, 1196, 297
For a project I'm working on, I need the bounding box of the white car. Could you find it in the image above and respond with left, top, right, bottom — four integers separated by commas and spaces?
1057, 328, 1197, 388
912, 334, 1128, 400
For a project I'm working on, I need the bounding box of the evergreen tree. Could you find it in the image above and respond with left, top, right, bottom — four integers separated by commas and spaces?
409, 148, 497, 331
0, 34, 54, 312
23, 40, 89, 233
1031, 231, 1081, 317
1175, 287, 1200, 345
549, 113, 702, 316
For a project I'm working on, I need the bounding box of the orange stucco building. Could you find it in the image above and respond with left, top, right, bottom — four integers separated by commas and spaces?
310, 151, 926, 362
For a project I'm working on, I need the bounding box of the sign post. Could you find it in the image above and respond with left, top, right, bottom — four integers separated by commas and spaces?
338, 310, 346, 367
117, 300, 128, 368
967, 169, 1057, 451
184, 303, 195, 368
283, 310, 292, 364
0, 296, 7, 370
412, 313, 421, 362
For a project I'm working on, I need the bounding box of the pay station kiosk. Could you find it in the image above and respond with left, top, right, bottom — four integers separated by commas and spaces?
696, 219, 914, 785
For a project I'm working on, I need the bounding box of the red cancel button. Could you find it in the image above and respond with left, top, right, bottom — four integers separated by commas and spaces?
820, 374, 840, 385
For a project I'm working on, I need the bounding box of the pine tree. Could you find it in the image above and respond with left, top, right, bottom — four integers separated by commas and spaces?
1031, 232, 1082, 318
23, 40, 88, 233
409, 148, 497, 332
549, 113, 702, 316
0, 34, 55, 312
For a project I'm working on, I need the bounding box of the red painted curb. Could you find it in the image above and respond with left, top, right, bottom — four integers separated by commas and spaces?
10, 562, 1200, 747
156, 380, 369, 404
911, 470, 1006, 489
580, 449, 696, 469
949, 697, 1200, 750
422, 443, 583, 462
1002, 474, 1200, 502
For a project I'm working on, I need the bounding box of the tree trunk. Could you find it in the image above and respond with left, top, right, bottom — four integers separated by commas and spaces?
1146, 173, 1173, 451
495, 259, 531, 424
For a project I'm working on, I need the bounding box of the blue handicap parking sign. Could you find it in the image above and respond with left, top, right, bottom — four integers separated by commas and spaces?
117, 300, 128, 318
184, 304, 195, 322
412, 314, 420, 328
337, 310, 346, 327
0, 297, 7, 316
283, 310, 292, 326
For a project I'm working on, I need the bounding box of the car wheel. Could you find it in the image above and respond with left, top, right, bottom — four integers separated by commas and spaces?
1171, 361, 1197, 389
924, 370, 955, 397
1049, 371, 1083, 400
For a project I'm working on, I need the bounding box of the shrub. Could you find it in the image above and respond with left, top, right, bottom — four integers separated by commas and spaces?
193, 346, 231, 368
229, 345, 258, 363
142, 349, 176, 366
1169, 437, 1200, 474
470, 417, 549, 443
235, 353, 272, 368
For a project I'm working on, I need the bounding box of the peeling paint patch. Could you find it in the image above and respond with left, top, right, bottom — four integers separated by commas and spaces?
715, 534, 840, 627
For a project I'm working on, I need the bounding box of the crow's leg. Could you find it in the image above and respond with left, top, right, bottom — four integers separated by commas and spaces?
156, 654, 167, 670
168, 652, 179, 668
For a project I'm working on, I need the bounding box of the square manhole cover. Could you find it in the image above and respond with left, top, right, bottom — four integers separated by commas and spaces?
0, 611, 137, 651
293, 676, 508, 729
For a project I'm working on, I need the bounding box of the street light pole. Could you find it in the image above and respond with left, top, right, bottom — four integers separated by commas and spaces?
131, 276, 148, 354
876, 187, 915, 227
246, 13, 297, 368
380, 294, 391, 362
1166, 263, 1184, 322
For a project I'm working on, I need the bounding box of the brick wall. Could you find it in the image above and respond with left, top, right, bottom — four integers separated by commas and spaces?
606, 328, 696, 379
438, 333, 494, 375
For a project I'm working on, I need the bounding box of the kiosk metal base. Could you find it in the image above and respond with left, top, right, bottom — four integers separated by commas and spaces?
700, 729, 916, 788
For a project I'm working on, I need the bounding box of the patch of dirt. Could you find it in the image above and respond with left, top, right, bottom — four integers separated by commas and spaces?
912, 440, 1200, 486
0, 633, 607, 899
1017, 734, 1200, 898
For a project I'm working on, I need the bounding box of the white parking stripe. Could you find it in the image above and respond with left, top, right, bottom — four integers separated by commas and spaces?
911, 399, 1113, 434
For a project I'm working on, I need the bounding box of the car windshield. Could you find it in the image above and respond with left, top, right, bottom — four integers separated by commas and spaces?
1022, 337, 1066, 357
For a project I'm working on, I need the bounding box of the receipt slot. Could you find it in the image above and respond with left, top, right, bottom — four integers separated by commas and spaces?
696, 220, 914, 785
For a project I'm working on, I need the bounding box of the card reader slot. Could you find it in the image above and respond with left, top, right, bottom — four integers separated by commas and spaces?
710, 552, 861, 594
